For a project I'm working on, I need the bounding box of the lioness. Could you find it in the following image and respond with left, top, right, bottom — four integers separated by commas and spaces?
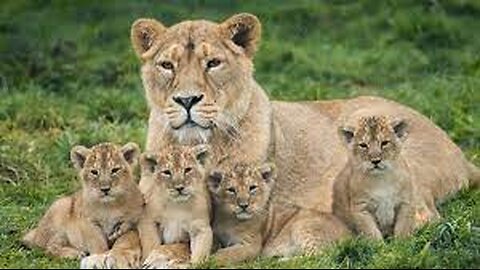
334, 115, 417, 239
22, 142, 144, 269
208, 161, 350, 266
130, 13, 479, 254
138, 144, 212, 268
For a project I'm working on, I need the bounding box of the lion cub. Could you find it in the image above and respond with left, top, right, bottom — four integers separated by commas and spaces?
334, 115, 416, 239
138, 144, 212, 268
208, 161, 350, 265
207, 161, 275, 265
22, 142, 144, 268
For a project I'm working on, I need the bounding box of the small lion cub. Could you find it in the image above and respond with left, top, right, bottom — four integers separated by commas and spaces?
207, 161, 276, 266
138, 144, 212, 268
334, 115, 416, 239
22, 142, 144, 268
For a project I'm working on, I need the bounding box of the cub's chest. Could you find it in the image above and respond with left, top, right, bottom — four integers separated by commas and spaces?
161, 218, 190, 244
90, 208, 128, 236
363, 178, 404, 232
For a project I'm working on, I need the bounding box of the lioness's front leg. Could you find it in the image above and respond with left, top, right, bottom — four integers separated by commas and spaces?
189, 220, 213, 264
213, 237, 262, 266
394, 203, 416, 238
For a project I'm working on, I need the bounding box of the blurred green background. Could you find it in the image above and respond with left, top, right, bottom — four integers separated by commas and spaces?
0, 0, 479, 268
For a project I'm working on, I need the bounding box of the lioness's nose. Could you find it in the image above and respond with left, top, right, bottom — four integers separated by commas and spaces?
173, 94, 204, 111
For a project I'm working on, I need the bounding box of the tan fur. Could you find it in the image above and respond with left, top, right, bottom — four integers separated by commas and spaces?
130, 14, 479, 261
22, 143, 144, 268
334, 115, 417, 239
208, 161, 350, 266
138, 144, 212, 268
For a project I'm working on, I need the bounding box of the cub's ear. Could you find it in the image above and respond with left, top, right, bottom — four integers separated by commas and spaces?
391, 118, 408, 140
121, 142, 140, 166
339, 126, 355, 145
70, 145, 91, 170
220, 13, 261, 58
258, 162, 276, 184
131, 18, 167, 60
140, 153, 158, 174
208, 170, 224, 194
192, 144, 211, 167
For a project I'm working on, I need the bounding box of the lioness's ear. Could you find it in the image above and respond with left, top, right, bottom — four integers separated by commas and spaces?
121, 142, 140, 166
131, 18, 167, 60
192, 144, 211, 167
221, 13, 261, 58
339, 126, 355, 145
391, 118, 408, 140
70, 145, 91, 170
208, 170, 224, 194
258, 163, 276, 184
140, 153, 158, 174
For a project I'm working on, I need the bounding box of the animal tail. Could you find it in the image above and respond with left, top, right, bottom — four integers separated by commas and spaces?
467, 162, 480, 189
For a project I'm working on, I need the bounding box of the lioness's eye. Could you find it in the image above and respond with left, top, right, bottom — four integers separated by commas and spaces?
381, 141, 390, 147
249, 185, 258, 193
90, 169, 99, 176
162, 170, 172, 177
158, 61, 174, 71
358, 143, 368, 149
184, 167, 192, 174
206, 58, 221, 69
111, 167, 121, 175
226, 187, 236, 194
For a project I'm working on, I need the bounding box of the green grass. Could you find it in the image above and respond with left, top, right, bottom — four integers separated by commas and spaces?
1, 0, 479, 268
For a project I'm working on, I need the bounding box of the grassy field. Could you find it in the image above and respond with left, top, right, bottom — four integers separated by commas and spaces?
1, 0, 479, 268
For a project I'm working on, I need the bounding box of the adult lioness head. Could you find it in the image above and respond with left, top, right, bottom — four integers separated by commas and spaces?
131, 13, 261, 144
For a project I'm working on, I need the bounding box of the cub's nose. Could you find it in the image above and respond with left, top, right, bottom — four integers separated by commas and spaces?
238, 202, 249, 210
175, 186, 185, 194
100, 187, 111, 195
371, 159, 382, 165
172, 95, 204, 111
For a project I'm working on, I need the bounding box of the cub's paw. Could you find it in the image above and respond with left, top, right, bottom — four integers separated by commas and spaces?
142, 250, 189, 269
80, 253, 109, 269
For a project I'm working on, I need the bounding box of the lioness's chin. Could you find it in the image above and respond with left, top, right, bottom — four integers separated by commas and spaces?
171, 125, 213, 144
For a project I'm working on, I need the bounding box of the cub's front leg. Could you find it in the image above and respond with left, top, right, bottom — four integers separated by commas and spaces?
394, 202, 416, 238
351, 203, 383, 240
76, 220, 109, 255
189, 220, 213, 264
108, 220, 136, 243
213, 236, 263, 266
138, 216, 162, 259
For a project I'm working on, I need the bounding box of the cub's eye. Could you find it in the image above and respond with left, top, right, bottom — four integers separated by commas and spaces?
90, 169, 99, 176
249, 185, 258, 193
184, 167, 192, 174
226, 187, 236, 194
158, 61, 174, 71
358, 143, 368, 149
381, 141, 390, 147
111, 167, 121, 175
161, 170, 172, 177
206, 58, 221, 69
